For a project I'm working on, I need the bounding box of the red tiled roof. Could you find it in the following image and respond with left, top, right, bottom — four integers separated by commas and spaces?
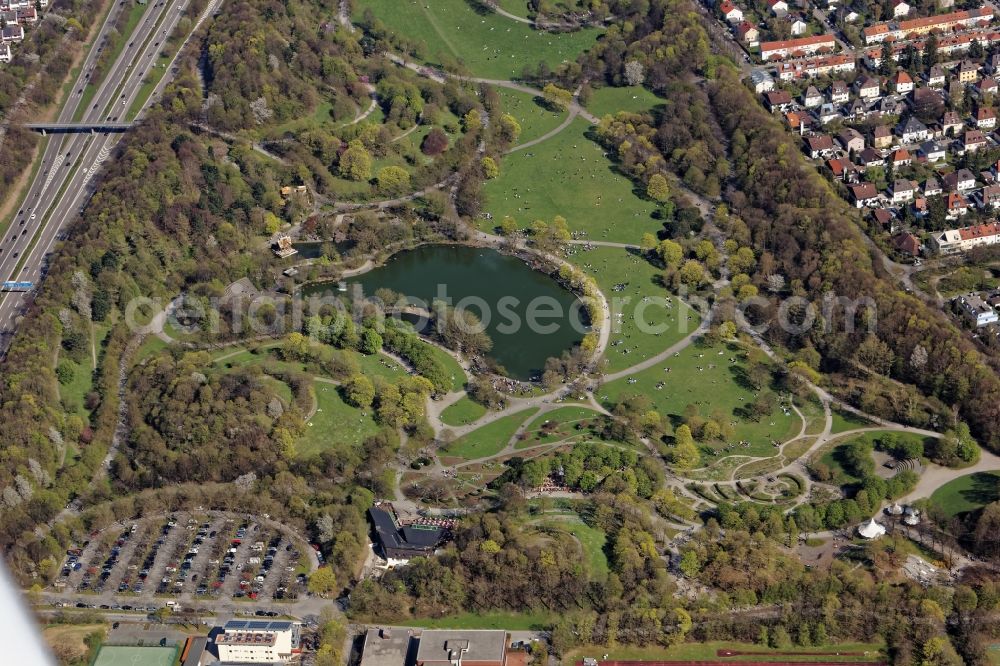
761, 34, 836, 52
958, 222, 1000, 239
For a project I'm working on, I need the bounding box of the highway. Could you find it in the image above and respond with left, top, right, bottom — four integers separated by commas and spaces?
0, 0, 202, 353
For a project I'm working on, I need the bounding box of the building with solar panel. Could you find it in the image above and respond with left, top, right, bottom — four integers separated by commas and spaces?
369, 504, 448, 564
214, 619, 301, 663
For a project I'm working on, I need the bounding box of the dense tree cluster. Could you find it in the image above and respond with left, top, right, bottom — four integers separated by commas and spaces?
120, 353, 303, 485
491, 443, 664, 497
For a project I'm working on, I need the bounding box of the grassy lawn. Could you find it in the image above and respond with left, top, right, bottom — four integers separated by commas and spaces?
484, 119, 663, 243
495, 0, 533, 18
516, 405, 600, 448
585, 85, 664, 118
355, 0, 599, 80
569, 246, 699, 372
498, 88, 568, 147
440, 396, 488, 427
930, 471, 1000, 518
299, 380, 380, 457
443, 408, 539, 460
411, 610, 556, 630
600, 340, 800, 463
531, 512, 608, 579
58, 355, 94, 418
562, 642, 884, 665
42, 624, 106, 664
830, 407, 874, 434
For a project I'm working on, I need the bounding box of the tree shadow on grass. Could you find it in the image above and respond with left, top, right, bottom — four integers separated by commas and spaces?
958, 472, 1000, 512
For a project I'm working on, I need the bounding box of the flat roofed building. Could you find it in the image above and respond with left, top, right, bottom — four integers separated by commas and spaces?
416, 630, 507, 666
361, 628, 416, 666
215, 620, 301, 663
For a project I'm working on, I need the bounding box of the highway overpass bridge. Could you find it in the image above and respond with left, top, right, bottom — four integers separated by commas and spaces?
19, 122, 136, 135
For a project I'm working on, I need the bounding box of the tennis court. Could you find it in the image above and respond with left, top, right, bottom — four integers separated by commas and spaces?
92, 645, 177, 666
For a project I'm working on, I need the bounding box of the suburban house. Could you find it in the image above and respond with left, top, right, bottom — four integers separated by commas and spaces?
980, 183, 1000, 209
827, 157, 861, 182
830, 80, 850, 104
816, 102, 841, 124
850, 182, 880, 207
924, 177, 942, 196
873, 125, 893, 148
893, 70, 914, 94
943, 168, 977, 191
976, 76, 999, 96
720, 0, 744, 22
955, 293, 1000, 327
768, 0, 789, 16
844, 98, 870, 121
977, 107, 997, 129
1, 24, 24, 42
898, 116, 929, 143
859, 147, 886, 167
749, 69, 773, 93
760, 34, 836, 60
963, 129, 988, 153
879, 96, 906, 116
838, 128, 865, 153
873, 207, 896, 231
790, 17, 808, 35
803, 85, 823, 107
890, 148, 912, 167
990, 53, 1000, 74
737, 21, 760, 46
919, 140, 947, 162
892, 232, 922, 257
892, 0, 911, 17
947, 191, 970, 217
891, 178, 917, 203
942, 111, 963, 136
857, 76, 881, 100
0, 42, 10, 63
959, 60, 980, 83
931, 222, 1000, 253
765, 89, 793, 112
927, 65, 946, 86
805, 134, 836, 158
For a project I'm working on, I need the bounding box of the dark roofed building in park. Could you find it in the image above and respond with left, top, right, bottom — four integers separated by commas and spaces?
369, 503, 449, 562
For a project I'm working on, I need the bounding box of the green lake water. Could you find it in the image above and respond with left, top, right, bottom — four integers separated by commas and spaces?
303, 245, 588, 379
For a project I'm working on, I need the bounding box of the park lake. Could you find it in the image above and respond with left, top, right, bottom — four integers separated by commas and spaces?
302, 245, 588, 380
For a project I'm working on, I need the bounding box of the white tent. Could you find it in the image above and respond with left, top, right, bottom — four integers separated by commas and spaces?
858, 518, 887, 539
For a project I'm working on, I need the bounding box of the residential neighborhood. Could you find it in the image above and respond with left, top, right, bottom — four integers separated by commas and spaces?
0, 0, 50, 62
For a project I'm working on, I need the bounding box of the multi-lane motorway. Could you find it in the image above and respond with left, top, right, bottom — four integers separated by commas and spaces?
0, 0, 202, 353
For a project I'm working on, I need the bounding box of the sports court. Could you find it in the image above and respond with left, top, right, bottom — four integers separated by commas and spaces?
92, 645, 177, 666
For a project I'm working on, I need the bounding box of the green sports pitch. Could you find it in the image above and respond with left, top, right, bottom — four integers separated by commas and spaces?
92, 645, 177, 666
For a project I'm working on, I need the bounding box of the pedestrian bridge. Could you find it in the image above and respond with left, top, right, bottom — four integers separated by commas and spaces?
21, 122, 135, 135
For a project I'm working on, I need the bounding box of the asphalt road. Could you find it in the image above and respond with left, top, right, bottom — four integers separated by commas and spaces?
0, 0, 194, 353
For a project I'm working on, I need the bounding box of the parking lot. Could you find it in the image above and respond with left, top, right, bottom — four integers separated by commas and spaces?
52, 511, 313, 607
